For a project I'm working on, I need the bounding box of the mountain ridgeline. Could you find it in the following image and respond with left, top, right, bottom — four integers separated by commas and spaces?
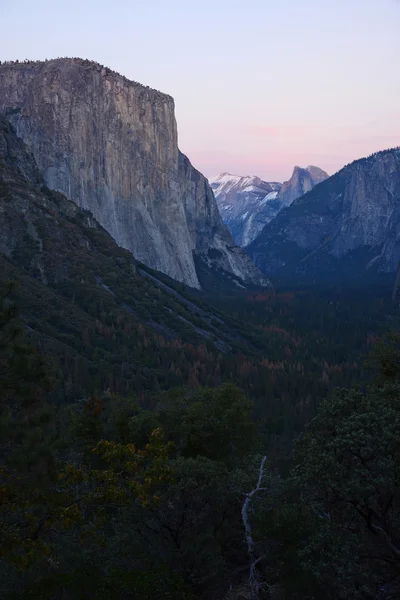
0, 58, 268, 289
248, 149, 400, 282
211, 165, 328, 246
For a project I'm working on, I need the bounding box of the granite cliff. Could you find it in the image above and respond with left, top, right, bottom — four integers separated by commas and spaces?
211, 166, 327, 247
0, 58, 268, 289
247, 149, 400, 280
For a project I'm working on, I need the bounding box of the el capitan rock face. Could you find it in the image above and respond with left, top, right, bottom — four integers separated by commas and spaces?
0, 58, 268, 289
211, 166, 328, 247
247, 149, 400, 280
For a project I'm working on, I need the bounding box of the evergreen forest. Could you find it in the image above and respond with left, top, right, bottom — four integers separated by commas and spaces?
1, 271, 400, 599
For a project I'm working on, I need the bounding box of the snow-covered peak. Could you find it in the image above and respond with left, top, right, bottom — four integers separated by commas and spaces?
211, 172, 285, 246
212, 164, 329, 248
209, 173, 281, 198
209, 172, 241, 184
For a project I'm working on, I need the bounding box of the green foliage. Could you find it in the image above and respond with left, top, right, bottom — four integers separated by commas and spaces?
0, 282, 50, 407
0, 296, 260, 599
154, 384, 258, 463
366, 329, 400, 382
237, 370, 400, 599
290, 383, 400, 598
12, 565, 194, 600
0, 283, 58, 578
2, 273, 400, 599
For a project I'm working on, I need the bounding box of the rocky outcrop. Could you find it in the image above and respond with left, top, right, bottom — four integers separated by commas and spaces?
277, 165, 328, 206
0, 58, 268, 288
247, 149, 400, 280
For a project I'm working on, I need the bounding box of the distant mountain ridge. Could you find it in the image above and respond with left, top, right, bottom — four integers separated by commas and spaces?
210, 173, 281, 199
211, 165, 328, 246
247, 148, 400, 281
209, 173, 282, 246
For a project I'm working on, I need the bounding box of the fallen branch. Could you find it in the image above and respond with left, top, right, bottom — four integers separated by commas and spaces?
241, 455, 269, 599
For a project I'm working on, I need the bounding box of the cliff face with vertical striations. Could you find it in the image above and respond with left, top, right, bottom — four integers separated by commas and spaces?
0, 58, 269, 288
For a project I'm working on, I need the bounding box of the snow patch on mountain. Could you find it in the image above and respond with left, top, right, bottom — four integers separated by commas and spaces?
210, 173, 284, 246
211, 165, 328, 247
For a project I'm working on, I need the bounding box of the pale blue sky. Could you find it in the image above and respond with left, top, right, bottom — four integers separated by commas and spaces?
1, 0, 399, 181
